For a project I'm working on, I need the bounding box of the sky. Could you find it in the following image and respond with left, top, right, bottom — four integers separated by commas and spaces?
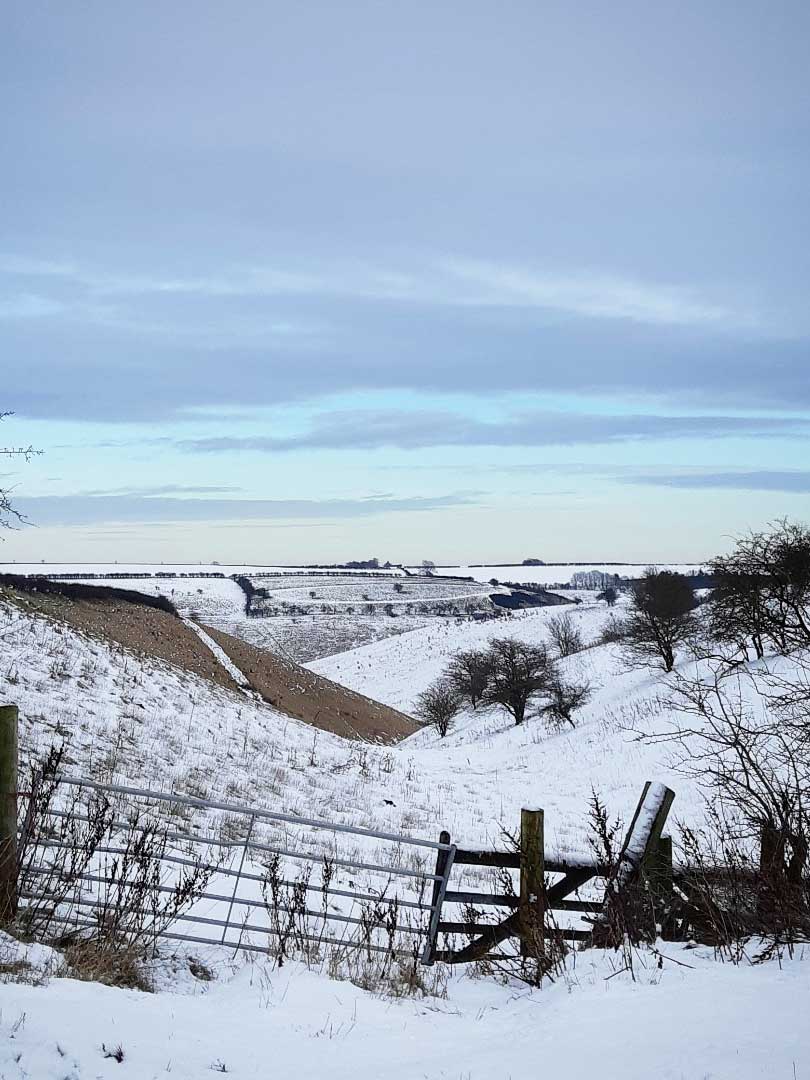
1, 0, 809, 564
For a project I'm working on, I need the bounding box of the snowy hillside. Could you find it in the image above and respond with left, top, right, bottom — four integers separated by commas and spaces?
2, 592, 692, 860
1, 587, 809, 1078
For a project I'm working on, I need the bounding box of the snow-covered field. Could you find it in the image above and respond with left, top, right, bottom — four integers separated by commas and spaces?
0, 566, 507, 661
0, 562, 405, 577
1, 583, 808, 1078
427, 563, 707, 586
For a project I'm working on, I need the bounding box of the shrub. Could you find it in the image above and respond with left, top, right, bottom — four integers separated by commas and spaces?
480, 638, 555, 726
414, 678, 462, 737
446, 649, 491, 710
541, 676, 591, 729
547, 613, 583, 657
598, 615, 627, 645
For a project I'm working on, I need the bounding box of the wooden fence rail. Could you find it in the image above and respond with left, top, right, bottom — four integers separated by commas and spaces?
423, 781, 676, 965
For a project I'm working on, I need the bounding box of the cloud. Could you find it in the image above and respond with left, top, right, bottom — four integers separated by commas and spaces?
14, 491, 478, 527
440, 258, 740, 328
178, 410, 810, 454
81, 484, 244, 497
1, 253, 746, 329
624, 470, 810, 493
0, 294, 68, 320
2, 244, 808, 423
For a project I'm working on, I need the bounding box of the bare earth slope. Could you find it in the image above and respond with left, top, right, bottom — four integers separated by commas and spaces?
1, 585, 240, 692
1, 585, 416, 743
202, 623, 418, 743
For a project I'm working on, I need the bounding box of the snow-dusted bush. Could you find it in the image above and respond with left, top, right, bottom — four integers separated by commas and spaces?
414, 678, 462, 737
547, 613, 583, 657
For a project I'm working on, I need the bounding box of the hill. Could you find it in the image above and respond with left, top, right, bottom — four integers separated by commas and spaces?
0, 581, 416, 744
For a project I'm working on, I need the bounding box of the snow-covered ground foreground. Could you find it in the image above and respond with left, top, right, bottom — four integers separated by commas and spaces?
0, 934, 806, 1080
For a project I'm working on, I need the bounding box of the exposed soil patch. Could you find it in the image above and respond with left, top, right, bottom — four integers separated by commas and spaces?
1, 586, 239, 692
1, 585, 418, 744
202, 624, 418, 744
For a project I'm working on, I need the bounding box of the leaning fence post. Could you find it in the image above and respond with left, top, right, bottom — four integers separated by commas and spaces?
594, 781, 675, 947
421, 830, 455, 965
519, 808, 544, 960
0, 704, 19, 924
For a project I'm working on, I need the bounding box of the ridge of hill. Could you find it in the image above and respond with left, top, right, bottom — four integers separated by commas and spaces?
0, 583, 416, 744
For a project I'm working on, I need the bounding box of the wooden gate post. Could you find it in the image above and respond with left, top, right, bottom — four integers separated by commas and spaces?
0, 704, 19, 924
519, 808, 544, 959
422, 830, 455, 965
594, 781, 675, 947
647, 834, 674, 937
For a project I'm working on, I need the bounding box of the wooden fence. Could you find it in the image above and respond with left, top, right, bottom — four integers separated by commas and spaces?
423, 781, 675, 964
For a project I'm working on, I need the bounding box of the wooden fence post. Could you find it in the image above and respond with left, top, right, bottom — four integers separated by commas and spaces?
0, 704, 18, 924
519, 808, 544, 960
594, 781, 675, 947
647, 834, 674, 937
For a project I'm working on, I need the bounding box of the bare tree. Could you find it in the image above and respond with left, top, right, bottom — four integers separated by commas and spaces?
708, 557, 768, 659
414, 678, 462, 737
1, 411, 40, 532
621, 569, 696, 672
446, 648, 491, 710
547, 612, 583, 657
540, 676, 592, 729
646, 654, 810, 943
481, 638, 555, 725
709, 520, 810, 655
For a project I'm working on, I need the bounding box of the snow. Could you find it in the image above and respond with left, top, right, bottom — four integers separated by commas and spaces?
1, 561, 405, 577
0, 939, 807, 1079
2, 582, 809, 1077
181, 618, 254, 691
427, 563, 707, 586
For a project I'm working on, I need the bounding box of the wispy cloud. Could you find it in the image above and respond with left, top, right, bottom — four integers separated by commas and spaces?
624, 470, 810, 493
0, 251, 759, 331
440, 258, 741, 328
81, 484, 244, 497
15, 491, 478, 527
0, 294, 68, 320
177, 409, 810, 454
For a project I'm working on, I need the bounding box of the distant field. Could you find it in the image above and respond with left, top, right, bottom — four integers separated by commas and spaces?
425, 562, 707, 586
2, 564, 507, 662
0, 561, 404, 577
3, 560, 706, 663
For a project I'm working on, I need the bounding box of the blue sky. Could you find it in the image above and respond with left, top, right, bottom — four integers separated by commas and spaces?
1, 0, 808, 563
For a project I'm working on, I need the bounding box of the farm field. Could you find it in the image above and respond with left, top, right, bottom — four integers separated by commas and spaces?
426, 562, 707, 587
1, 565, 513, 662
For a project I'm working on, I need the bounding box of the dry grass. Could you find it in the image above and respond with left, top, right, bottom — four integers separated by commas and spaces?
62, 938, 153, 992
